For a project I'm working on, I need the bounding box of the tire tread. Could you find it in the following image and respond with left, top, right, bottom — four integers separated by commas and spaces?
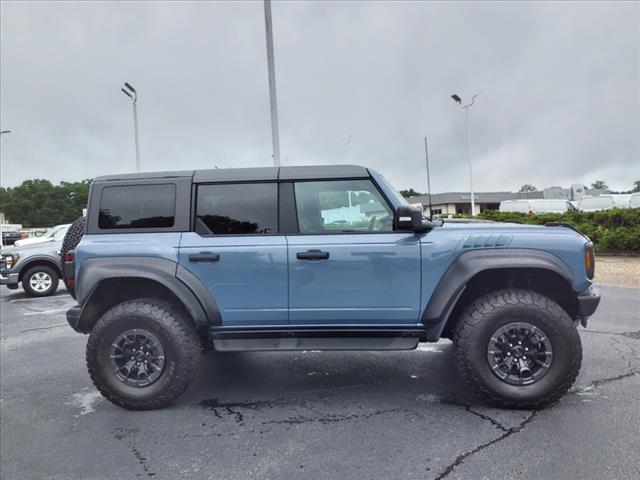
453, 288, 582, 409
86, 297, 201, 410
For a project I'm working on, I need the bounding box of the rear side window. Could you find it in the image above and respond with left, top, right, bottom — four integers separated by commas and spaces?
195, 183, 277, 235
99, 184, 176, 229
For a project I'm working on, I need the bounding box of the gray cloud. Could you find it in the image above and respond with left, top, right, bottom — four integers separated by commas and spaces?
1, 0, 638, 193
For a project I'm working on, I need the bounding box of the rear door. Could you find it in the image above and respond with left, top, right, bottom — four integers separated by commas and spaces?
178, 182, 288, 326
287, 179, 421, 325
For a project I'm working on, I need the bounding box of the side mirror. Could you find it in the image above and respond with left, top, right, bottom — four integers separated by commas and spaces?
396, 205, 426, 232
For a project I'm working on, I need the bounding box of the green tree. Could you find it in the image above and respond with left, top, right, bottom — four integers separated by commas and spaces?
0, 179, 91, 227
591, 180, 609, 190
519, 184, 538, 193
399, 188, 425, 198
633, 180, 640, 193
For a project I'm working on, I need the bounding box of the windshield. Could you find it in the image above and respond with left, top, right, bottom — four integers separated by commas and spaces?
52, 226, 69, 241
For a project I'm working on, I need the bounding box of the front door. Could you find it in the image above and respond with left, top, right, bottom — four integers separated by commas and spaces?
288, 179, 421, 325
178, 182, 287, 326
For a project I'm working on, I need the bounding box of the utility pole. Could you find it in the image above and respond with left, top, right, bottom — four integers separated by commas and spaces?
0, 130, 11, 248
424, 137, 433, 220
263, 0, 281, 167
121, 82, 141, 172
451, 93, 480, 216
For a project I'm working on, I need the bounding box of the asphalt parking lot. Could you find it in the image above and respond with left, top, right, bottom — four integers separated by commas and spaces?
1, 284, 638, 480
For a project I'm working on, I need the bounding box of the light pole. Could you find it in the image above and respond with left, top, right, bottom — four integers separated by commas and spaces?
451, 93, 480, 216
121, 83, 141, 172
0, 130, 11, 248
263, 0, 281, 167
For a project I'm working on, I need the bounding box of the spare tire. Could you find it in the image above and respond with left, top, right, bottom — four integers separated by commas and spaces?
61, 215, 86, 296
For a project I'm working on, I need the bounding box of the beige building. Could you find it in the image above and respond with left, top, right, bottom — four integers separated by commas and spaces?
408, 191, 543, 216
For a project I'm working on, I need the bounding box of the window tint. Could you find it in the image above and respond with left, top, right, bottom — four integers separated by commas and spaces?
294, 180, 393, 233
196, 183, 277, 235
99, 184, 176, 229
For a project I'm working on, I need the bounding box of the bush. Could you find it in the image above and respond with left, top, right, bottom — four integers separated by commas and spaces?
458, 208, 640, 253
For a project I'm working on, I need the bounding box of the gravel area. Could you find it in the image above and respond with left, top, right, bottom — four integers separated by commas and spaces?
595, 255, 640, 288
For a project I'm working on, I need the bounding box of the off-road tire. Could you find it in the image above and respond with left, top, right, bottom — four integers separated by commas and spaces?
453, 289, 582, 409
60, 215, 86, 294
86, 298, 201, 410
22, 265, 59, 297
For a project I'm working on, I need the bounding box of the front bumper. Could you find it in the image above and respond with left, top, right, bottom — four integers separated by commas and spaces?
0, 271, 19, 288
577, 286, 601, 317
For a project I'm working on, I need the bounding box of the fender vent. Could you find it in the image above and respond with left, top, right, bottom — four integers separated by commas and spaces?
461, 234, 512, 249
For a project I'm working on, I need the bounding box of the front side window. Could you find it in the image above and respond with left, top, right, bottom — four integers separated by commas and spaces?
196, 183, 277, 235
99, 184, 176, 229
294, 180, 394, 233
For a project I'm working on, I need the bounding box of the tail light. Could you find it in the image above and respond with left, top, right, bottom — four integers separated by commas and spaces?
64, 250, 75, 286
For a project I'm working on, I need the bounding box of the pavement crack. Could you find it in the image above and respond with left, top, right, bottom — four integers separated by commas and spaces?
582, 371, 638, 391
582, 329, 640, 340
464, 406, 509, 432
19, 323, 67, 334
129, 443, 156, 477
608, 336, 636, 371
433, 411, 537, 480
112, 427, 155, 477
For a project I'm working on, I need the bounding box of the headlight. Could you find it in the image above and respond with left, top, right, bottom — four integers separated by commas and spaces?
2, 254, 19, 269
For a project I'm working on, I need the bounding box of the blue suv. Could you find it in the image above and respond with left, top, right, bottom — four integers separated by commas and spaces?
63, 165, 600, 410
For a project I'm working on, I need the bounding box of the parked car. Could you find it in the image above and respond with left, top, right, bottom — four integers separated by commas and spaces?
577, 194, 631, 211
1, 228, 23, 246
0, 240, 63, 296
64, 165, 599, 410
499, 199, 576, 214
15, 224, 71, 247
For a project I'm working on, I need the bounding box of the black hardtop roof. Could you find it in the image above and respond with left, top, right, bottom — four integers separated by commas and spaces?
94, 165, 369, 183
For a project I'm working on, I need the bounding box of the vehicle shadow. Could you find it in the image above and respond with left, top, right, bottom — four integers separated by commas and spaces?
181, 343, 477, 413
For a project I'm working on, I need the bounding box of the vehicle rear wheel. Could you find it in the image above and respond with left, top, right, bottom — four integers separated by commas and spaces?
22, 265, 59, 297
86, 298, 201, 410
453, 289, 581, 409
60, 215, 86, 295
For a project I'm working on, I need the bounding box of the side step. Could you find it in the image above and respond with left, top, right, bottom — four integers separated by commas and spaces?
210, 327, 425, 352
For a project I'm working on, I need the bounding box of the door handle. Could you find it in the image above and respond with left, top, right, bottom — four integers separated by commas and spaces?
296, 250, 330, 261
188, 252, 220, 262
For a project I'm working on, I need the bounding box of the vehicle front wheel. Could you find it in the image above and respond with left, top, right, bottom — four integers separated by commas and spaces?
86, 298, 201, 410
453, 289, 582, 409
22, 265, 59, 297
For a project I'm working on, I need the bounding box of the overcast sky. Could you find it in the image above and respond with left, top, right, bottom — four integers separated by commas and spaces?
1, 0, 638, 193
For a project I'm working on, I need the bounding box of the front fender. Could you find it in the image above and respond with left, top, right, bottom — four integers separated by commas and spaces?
421, 248, 575, 336
16, 255, 62, 278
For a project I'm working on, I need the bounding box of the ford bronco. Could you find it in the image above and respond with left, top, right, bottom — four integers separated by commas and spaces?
63, 165, 600, 410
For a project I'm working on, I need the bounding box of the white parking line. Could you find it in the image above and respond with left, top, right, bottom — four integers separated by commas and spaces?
22, 308, 68, 316
10, 294, 71, 303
